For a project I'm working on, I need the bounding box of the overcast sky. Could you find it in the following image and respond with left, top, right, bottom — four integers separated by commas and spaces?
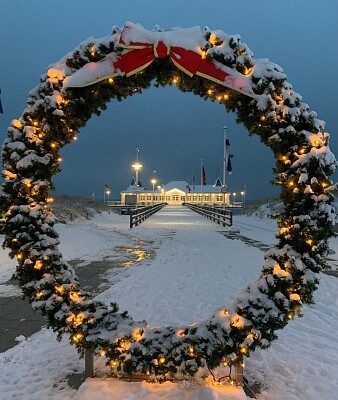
0, 0, 337, 201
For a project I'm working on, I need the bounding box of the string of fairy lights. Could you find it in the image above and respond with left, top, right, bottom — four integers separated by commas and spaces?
0, 24, 336, 384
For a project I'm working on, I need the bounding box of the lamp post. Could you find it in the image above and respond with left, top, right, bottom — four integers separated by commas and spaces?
132, 163, 142, 206
232, 192, 236, 207
223, 125, 227, 187
105, 189, 110, 204
132, 162, 142, 187
132, 146, 143, 186
132, 155, 142, 207
241, 191, 245, 208
151, 178, 157, 192
151, 178, 157, 204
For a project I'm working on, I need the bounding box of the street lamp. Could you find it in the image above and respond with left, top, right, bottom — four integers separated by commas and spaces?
241, 191, 245, 208
132, 162, 142, 186
232, 192, 236, 206
105, 189, 110, 204
151, 178, 157, 191
151, 178, 157, 204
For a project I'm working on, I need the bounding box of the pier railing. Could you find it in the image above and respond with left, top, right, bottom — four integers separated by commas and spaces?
130, 203, 166, 228
184, 203, 232, 227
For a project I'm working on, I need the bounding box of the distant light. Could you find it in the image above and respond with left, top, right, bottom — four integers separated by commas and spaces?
132, 162, 142, 171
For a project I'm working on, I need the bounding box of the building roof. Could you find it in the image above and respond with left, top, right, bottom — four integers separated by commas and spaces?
163, 181, 188, 192
121, 181, 227, 194
121, 185, 148, 193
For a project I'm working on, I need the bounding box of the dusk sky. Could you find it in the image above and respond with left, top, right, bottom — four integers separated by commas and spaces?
0, 1, 337, 201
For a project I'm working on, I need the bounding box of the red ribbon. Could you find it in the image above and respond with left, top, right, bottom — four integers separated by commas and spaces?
67, 25, 255, 98
115, 27, 202, 78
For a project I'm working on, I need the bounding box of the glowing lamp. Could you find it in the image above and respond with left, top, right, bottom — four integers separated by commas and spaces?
132, 162, 142, 171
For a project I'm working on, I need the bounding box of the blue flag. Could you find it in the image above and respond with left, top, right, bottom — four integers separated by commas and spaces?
224, 138, 234, 175
0, 88, 3, 114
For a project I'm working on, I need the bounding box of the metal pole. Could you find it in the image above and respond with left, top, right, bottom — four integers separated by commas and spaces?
223, 125, 227, 187
136, 146, 139, 186
235, 364, 244, 385
85, 349, 94, 378
200, 158, 203, 202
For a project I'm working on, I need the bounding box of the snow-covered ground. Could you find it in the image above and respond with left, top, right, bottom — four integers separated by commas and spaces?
0, 206, 337, 400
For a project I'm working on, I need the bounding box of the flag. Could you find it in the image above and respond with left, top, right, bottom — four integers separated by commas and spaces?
224, 138, 234, 175
202, 165, 206, 185
104, 184, 110, 191
186, 184, 191, 193
0, 88, 3, 114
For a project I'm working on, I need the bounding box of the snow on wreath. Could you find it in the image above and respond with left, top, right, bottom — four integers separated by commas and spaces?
0, 21, 336, 384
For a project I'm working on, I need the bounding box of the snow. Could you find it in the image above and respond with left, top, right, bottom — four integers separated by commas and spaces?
1, 206, 338, 399
63, 54, 121, 88
74, 379, 246, 400
121, 22, 206, 52
95, 207, 265, 327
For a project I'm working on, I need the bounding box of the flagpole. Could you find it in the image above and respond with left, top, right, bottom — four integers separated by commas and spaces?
201, 158, 203, 197
223, 125, 227, 187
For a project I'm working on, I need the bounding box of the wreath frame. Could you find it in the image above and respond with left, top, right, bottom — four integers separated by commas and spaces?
1, 23, 336, 383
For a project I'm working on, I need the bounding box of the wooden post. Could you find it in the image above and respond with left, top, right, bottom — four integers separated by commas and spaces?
130, 209, 134, 229
235, 364, 244, 385
85, 349, 94, 378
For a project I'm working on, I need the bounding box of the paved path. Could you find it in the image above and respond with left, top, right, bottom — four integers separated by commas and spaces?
0, 260, 124, 353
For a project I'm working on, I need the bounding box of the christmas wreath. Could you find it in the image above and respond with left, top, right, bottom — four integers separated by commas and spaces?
1, 22, 336, 383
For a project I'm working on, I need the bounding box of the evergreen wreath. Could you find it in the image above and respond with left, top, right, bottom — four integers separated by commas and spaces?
1, 22, 336, 383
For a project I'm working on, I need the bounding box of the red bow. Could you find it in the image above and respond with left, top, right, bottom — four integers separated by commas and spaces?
115, 27, 202, 78
66, 25, 255, 98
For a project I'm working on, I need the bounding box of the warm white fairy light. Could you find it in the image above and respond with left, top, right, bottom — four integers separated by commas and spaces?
3, 21, 335, 387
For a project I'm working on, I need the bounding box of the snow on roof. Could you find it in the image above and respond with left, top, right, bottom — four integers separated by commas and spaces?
163, 181, 188, 192
121, 185, 147, 193
164, 181, 225, 194
121, 181, 227, 194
